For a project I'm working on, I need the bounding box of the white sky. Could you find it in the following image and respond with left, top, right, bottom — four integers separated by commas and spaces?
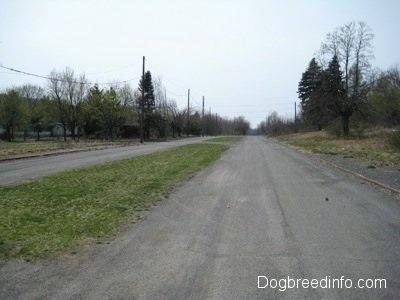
1, 0, 399, 128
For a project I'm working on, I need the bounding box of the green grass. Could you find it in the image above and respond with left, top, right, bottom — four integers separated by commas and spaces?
0, 140, 136, 158
0, 143, 228, 259
204, 136, 243, 144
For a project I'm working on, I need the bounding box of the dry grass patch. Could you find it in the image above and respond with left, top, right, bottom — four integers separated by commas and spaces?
277, 130, 400, 166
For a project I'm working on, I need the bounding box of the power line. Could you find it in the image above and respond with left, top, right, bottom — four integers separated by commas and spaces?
0, 65, 141, 86
211, 102, 294, 108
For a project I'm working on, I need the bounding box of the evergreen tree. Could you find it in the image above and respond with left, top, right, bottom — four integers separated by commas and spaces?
324, 55, 345, 120
297, 58, 326, 130
138, 71, 155, 139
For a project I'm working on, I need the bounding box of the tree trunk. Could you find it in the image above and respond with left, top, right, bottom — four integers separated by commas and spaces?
342, 114, 350, 136
6, 126, 12, 142
71, 123, 76, 140
63, 124, 67, 142
110, 127, 114, 142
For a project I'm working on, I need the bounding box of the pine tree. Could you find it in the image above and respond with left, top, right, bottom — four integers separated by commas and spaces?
138, 71, 155, 139
139, 71, 155, 113
324, 55, 345, 119
297, 58, 325, 129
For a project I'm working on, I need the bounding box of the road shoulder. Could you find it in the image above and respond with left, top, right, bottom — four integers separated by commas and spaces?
272, 137, 400, 195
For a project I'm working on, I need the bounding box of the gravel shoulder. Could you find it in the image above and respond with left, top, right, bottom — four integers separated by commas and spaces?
279, 140, 400, 193
317, 153, 400, 191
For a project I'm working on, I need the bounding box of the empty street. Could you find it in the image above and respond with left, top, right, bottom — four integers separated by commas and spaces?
0, 136, 399, 299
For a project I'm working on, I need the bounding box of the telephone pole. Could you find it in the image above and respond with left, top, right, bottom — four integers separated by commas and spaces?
202, 96, 205, 136
140, 56, 145, 143
294, 101, 297, 132
187, 88, 190, 137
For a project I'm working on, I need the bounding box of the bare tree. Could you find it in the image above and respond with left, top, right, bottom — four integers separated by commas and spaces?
48, 70, 68, 141
118, 83, 135, 106
153, 76, 169, 138
353, 22, 374, 99
48, 67, 89, 140
319, 21, 374, 135
167, 100, 184, 138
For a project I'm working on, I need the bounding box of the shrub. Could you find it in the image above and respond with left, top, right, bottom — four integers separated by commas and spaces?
388, 130, 400, 149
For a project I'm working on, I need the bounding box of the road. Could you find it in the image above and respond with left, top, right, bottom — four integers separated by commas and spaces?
1, 136, 399, 299
0, 137, 207, 185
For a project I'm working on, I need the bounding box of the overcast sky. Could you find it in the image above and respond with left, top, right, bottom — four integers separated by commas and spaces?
1, 0, 399, 128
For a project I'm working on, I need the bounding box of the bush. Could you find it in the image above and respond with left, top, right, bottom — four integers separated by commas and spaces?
388, 130, 400, 149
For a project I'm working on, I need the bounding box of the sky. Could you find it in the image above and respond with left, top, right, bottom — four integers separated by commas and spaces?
1, 0, 399, 128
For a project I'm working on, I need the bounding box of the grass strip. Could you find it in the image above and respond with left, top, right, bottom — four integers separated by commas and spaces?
0, 140, 136, 158
0, 143, 228, 259
204, 136, 243, 144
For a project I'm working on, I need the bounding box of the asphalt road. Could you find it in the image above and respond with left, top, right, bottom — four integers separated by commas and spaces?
0, 137, 207, 185
1, 136, 399, 299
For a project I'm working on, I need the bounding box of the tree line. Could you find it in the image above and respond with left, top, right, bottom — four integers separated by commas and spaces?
0, 68, 250, 142
258, 21, 400, 137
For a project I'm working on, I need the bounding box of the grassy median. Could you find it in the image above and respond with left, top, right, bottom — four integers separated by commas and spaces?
0, 140, 136, 158
0, 143, 228, 259
204, 136, 243, 144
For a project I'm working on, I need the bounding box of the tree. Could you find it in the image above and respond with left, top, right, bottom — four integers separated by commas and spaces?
233, 116, 250, 135
48, 70, 68, 141
167, 100, 185, 138
48, 67, 89, 141
319, 21, 374, 135
0, 89, 27, 141
368, 67, 400, 126
100, 87, 126, 141
117, 83, 138, 138
323, 55, 345, 124
138, 71, 155, 140
153, 76, 169, 138
83, 85, 103, 137
298, 58, 326, 130
83, 85, 126, 140
17, 84, 46, 140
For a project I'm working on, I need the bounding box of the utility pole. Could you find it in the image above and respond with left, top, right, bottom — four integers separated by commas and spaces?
140, 56, 145, 143
187, 88, 190, 137
215, 113, 218, 136
164, 89, 167, 117
294, 101, 297, 132
202, 96, 205, 137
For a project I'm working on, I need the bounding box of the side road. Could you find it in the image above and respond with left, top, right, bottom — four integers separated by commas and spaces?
0, 137, 208, 185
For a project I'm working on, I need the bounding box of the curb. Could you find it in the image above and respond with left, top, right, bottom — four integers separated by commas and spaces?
273, 138, 400, 195
319, 158, 400, 194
